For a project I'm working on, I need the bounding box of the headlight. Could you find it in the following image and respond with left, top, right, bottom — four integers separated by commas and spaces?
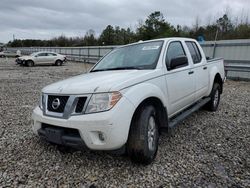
85, 92, 122, 113
39, 93, 44, 110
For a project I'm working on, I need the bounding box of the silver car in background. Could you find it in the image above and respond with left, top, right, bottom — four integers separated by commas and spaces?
0, 50, 21, 58
16, 52, 67, 66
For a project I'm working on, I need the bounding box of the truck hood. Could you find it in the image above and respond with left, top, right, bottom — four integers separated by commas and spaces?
42, 69, 161, 94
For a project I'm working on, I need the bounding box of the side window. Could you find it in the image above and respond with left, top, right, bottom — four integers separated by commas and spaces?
48, 53, 57, 56
186, 42, 202, 64
166, 41, 186, 69
37, 53, 47, 57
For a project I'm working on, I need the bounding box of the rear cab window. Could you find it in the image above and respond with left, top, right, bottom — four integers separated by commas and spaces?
185, 41, 202, 64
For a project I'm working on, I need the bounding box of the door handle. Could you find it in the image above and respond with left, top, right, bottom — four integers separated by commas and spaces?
188, 71, 194, 75
203, 67, 207, 70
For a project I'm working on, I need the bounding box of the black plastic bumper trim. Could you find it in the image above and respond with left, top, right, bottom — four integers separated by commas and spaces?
38, 125, 87, 150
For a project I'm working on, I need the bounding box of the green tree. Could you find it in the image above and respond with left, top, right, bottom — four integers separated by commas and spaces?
216, 14, 233, 33
83, 29, 98, 46
7, 11, 250, 47
99, 25, 115, 45
136, 11, 176, 40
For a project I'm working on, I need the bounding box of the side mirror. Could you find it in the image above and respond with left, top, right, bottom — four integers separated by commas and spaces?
169, 56, 188, 70
206, 56, 210, 60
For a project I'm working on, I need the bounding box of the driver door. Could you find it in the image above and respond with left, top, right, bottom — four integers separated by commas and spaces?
164, 41, 196, 116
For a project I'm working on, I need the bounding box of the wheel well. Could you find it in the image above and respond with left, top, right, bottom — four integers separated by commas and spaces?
131, 97, 168, 132
214, 73, 223, 93
26, 59, 34, 64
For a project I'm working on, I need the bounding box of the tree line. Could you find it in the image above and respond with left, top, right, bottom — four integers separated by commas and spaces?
7, 11, 250, 47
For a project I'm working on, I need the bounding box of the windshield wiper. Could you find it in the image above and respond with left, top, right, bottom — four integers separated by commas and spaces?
91, 66, 143, 72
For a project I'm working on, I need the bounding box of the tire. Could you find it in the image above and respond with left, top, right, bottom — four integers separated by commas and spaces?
127, 105, 159, 165
55, 60, 63, 66
205, 83, 221, 111
26, 60, 34, 67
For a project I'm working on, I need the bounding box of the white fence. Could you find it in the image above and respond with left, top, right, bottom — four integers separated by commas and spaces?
8, 46, 117, 63
201, 39, 250, 80
7, 39, 250, 80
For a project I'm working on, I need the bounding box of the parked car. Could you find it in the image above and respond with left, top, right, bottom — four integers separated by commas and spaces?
32, 38, 225, 164
16, 52, 66, 66
0, 50, 20, 58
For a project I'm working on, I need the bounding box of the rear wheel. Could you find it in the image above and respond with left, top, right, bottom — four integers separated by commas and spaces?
55, 60, 63, 66
127, 105, 159, 165
205, 83, 221, 111
26, 60, 34, 67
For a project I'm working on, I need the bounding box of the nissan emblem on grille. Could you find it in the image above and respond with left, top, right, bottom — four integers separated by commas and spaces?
52, 98, 60, 110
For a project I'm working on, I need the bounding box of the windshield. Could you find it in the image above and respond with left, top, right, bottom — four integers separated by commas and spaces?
30, 52, 38, 56
91, 41, 164, 72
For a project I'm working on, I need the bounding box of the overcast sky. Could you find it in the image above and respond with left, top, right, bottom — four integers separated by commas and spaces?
0, 0, 249, 43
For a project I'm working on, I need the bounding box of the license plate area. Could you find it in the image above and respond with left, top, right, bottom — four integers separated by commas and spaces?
45, 128, 64, 144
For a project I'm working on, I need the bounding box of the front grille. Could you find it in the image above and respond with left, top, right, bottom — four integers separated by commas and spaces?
75, 97, 87, 113
47, 95, 69, 113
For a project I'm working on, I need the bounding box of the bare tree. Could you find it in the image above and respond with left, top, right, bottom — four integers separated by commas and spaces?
194, 15, 201, 32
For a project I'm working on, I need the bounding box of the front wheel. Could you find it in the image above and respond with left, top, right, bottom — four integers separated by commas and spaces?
26, 60, 34, 67
127, 105, 159, 165
205, 83, 221, 111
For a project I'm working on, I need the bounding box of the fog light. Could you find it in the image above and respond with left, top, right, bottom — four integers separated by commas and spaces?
98, 132, 105, 142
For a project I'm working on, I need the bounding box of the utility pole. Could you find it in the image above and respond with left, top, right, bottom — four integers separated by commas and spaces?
212, 27, 219, 58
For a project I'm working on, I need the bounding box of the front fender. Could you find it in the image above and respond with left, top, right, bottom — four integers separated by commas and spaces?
121, 82, 168, 111
24, 59, 34, 62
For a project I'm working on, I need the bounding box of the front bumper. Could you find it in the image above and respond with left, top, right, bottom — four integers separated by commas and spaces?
16, 59, 25, 65
32, 97, 135, 150
37, 123, 87, 149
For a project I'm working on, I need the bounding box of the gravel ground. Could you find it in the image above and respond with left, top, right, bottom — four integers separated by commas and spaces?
0, 58, 249, 187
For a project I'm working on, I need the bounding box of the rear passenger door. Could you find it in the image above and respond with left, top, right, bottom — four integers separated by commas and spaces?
164, 41, 196, 116
185, 41, 209, 99
35, 53, 48, 64
47, 53, 57, 64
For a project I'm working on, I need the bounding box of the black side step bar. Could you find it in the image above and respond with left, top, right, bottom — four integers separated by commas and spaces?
168, 97, 211, 129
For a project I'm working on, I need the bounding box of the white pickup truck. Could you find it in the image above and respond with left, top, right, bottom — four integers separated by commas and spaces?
32, 38, 225, 164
